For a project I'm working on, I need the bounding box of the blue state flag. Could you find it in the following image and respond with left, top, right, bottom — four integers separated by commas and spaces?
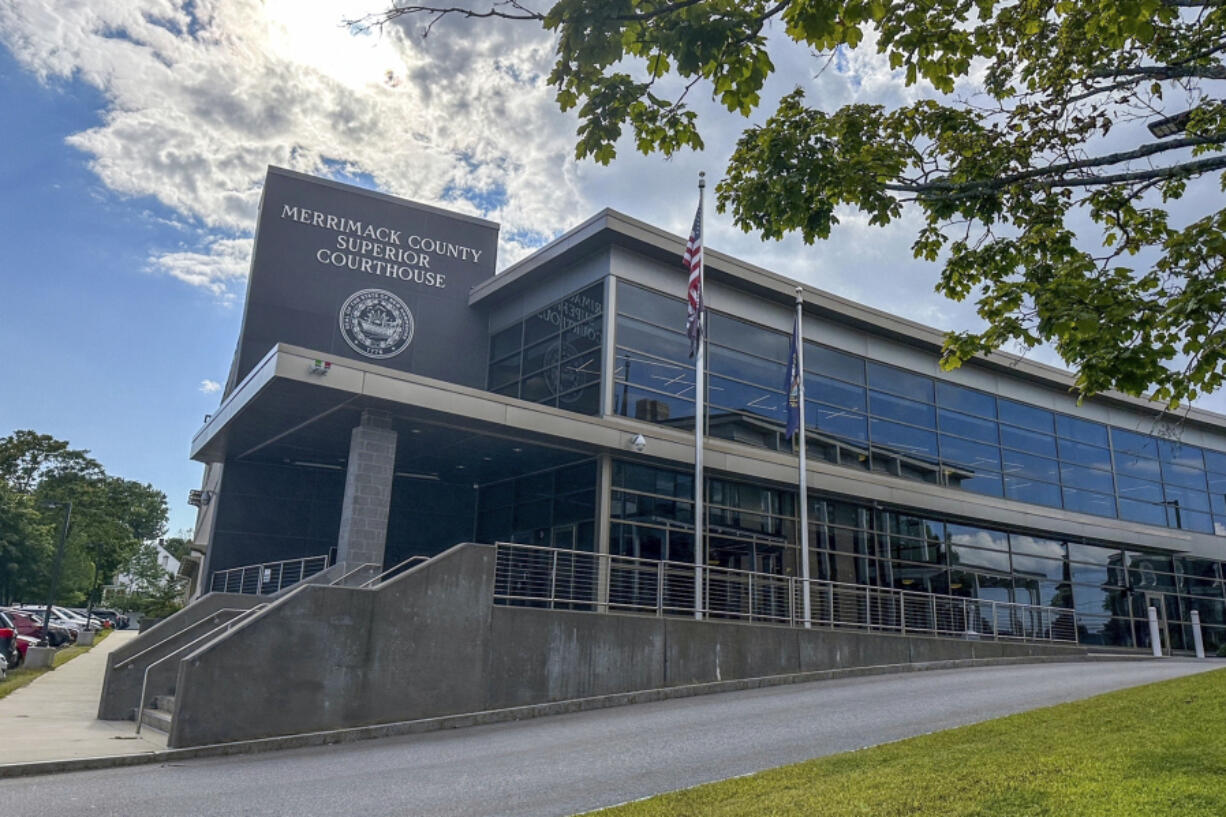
784, 312, 802, 440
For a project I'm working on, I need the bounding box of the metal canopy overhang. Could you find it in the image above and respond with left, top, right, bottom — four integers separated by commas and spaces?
190, 343, 648, 471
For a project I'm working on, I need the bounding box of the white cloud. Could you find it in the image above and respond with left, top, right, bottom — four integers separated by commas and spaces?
152, 237, 252, 297
199, 379, 221, 394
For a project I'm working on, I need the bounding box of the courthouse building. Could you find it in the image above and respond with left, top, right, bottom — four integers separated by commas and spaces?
187, 166, 1226, 655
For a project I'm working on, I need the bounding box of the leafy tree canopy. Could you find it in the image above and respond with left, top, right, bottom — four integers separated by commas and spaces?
369, 0, 1225, 405
0, 430, 168, 605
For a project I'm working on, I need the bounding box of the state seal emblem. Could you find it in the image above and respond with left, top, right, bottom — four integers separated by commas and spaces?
339, 289, 415, 359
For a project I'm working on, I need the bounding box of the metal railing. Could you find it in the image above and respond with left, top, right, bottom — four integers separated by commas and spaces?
209, 555, 330, 595
493, 543, 1078, 644
361, 555, 430, 589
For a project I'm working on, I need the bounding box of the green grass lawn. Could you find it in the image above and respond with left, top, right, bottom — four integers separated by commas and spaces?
589, 666, 1226, 817
0, 628, 112, 700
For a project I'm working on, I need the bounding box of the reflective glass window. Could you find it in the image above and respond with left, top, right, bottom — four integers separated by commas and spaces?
614, 350, 694, 397
1072, 583, 1131, 616
1162, 461, 1208, 490
870, 391, 936, 427
805, 375, 865, 412
559, 383, 600, 415
614, 386, 693, 423
616, 316, 690, 362
883, 536, 945, 564
521, 336, 560, 376
947, 524, 1009, 550
950, 545, 1011, 573
708, 376, 784, 422
1060, 463, 1115, 494
1055, 415, 1109, 447
1207, 473, 1226, 506
1117, 475, 1164, 503
1076, 614, 1134, 647
562, 317, 603, 356
490, 324, 522, 360
1010, 553, 1066, 581
488, 356, 520, 389
1004, 477, 1062, 508
1162, 483, 1210, 512
1203, 449, 1226, 474
1184, 597, 1226, 625
1009, 535, 1067, 559
808, 403, 869, 442
866, 363, 934, 402
804, 342, 865, 384
939, 435, 1001, 471
1111, 428, 1160, 459
1118, 498, 1167, 527
709, 345, 786, 389
1174, 508, 1214, 534
1002, 450, 1060, 482
870, 418, 938, 460
707, 313, 789, 362
1158, 440, 1205, 470
937, 409, 999, 443
1068, 543, 1124, 566
1062, 486, 1116, 517
935, 382, 996, 418
1057, 438, 1113, 471
999, 425, 1058, 458
957, 473, 1004, 497
1115, 453, 1163, 481
617, 281, 681, 326
998, 399, 1054, 432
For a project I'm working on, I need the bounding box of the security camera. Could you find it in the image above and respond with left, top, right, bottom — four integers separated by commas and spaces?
631, 433, 647, 453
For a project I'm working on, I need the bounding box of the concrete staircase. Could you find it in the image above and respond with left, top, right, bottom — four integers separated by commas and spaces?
139, 695, 175, 735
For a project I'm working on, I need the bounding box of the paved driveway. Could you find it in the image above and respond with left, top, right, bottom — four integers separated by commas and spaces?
4, 659, 1218, 817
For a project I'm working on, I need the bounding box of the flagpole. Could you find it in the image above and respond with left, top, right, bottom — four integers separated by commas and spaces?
795, 286, 812, 628
693, 172, 706, 621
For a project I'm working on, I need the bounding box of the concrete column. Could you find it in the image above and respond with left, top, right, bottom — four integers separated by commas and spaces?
336, 410, 398, 570
595, 453, 613, 612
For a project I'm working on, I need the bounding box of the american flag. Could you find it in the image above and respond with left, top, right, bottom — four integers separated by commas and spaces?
683, 198, 704, 357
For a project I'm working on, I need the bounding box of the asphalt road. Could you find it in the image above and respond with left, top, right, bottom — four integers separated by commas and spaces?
5, 659, 1218, 817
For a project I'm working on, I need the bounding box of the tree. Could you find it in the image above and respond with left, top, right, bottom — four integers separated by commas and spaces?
0, 431, 168, 605
366, 0, 1225, 405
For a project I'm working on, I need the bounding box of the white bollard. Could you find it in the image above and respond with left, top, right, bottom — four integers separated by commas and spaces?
1148, 605, 1163, 658
1191, 610, 1206, 659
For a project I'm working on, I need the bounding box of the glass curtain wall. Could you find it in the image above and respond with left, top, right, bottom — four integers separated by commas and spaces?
476, 460, 598, 551
607, 459, 1226, 650
611, 280, 1226, 538
487, 283, 604, 414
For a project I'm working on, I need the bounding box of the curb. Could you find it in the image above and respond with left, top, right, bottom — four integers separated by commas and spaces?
0, 653, 1170, 779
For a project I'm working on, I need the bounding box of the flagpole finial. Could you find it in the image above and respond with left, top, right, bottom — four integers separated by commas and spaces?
795, 285, 804, 304
698, 171, 706, 189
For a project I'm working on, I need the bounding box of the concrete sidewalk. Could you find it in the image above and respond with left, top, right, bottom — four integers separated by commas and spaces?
1, 630, 166, 764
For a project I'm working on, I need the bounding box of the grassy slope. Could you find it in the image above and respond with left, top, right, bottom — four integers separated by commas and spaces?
591, 667, 1226, 817
0, 628, 111, 700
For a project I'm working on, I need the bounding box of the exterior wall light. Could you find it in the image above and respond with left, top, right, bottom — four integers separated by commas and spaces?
630, 433, 647, 452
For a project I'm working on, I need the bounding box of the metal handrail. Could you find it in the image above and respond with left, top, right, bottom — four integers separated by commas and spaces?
329, 562, 381, 587
133, 604, 268, 735
492, 542, 1080, 645
113, 608, 251, 670
360, 556, 431, 589
209, 554, 330, 595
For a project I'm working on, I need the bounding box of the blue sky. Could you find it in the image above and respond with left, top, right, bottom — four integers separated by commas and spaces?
0, 46, 236, 533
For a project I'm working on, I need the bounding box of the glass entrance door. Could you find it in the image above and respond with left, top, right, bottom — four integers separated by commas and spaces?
1144, 592, 1170, 655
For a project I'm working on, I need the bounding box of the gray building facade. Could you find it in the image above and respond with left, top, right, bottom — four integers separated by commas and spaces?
189, 167, 1226, 655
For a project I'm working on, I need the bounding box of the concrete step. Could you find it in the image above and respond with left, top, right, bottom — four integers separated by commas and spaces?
140, 707, 172, 734
152, 695, 176, 712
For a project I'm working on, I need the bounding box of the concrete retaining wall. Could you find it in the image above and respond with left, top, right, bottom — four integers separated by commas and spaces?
166, 544, 1087, 748
98, 592, 263, 720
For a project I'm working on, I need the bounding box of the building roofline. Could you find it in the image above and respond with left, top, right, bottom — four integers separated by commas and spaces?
470, 207, 1226, 430
266, 166, 501, 230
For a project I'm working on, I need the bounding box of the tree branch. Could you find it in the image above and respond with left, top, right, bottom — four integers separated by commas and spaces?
886, 133, 1225, 195
1089, 64, 1226, 81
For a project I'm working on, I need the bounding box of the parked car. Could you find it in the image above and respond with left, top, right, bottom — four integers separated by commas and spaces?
0, 620, 16, 671
70, 607, 128, 630
15, 607, 81, 642
1, 608, 71, 647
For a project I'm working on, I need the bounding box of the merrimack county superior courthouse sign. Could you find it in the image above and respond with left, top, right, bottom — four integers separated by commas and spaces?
231, 167, 500, 390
